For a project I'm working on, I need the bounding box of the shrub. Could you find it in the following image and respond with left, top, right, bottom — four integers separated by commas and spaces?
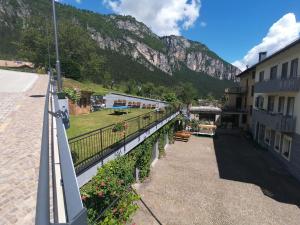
81, 117, 178, 224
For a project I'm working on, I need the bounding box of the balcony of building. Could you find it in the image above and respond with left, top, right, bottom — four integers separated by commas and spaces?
255, 76, 300, 93
252, 109, 296, 133
225, 86, 247, 94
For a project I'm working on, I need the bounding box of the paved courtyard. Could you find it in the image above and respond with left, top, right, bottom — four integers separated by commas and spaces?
132, 134, 300, 225
0, 70, 48, 225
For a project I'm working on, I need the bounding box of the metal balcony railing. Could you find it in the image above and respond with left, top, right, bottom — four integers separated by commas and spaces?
69, 107, 178, 175
225, 86, 246, 94
253, 109, 296, 133
255, 76, 300, 93
35, 73, 87, 225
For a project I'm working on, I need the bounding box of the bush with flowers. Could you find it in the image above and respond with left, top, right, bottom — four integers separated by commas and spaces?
81, 118, 178, 224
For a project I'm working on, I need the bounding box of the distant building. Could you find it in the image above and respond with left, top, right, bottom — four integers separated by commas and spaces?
222, 84, 249, 130
0, 60, 34, 68
189, 106, 222, 125
103, 92, 168, 109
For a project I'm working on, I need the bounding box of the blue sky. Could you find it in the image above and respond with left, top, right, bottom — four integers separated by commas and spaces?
59, 0, 300, 70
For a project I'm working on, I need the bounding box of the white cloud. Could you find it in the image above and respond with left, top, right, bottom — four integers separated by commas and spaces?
103, 0, 201, 36
75, 0, 82, 3
200, 21, 207, 27
233, 13, 300, 71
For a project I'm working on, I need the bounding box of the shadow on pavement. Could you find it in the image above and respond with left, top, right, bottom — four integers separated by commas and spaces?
213, 131, 300, 207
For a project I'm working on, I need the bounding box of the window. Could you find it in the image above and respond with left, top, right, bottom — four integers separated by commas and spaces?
250, 105, 253, 116
270, 65, 277, 80
274, 132, 281, 152
252, 71, 255, 79
259, 71, 264, 82
264, 128, 271, 145
277, 97, 285, 114
242, 114, 247, 124
251, 85, 254, 97
267, 96, 275, 112
281, 62, 288, 79
286, 97, 295, 116
282, 135, 292, 160
290, 58, 298, 78
255, 96, 264, 109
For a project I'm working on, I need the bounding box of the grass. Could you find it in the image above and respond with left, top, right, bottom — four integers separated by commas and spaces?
67, 108, 152, 138
67, 108, 175, 171
63, 78, 112, 95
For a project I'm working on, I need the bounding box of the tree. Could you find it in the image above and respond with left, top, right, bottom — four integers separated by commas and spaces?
18, 19, 104, 81
176, 82, 197, 106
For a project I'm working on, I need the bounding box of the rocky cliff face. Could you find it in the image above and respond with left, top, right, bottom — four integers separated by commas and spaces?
0, 0, 241, 80
88, 16, 241, 80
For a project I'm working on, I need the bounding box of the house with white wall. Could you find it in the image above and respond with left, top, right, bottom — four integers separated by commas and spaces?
251, 38, 300, 180
103, 92, 168, 109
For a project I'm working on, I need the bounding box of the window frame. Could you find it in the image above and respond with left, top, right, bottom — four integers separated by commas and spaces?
274, 132, 281, 153
281, 62, 288, 79
267, 96, 275, 113
270, 65, 278, 80
255, 95, 264, 109
286, 97, 295, 117
290, 58, 298, 78
281, 135, 292, 160
264, 128, 271, 146
259, 71, 265, 82
277, 96, 285, 114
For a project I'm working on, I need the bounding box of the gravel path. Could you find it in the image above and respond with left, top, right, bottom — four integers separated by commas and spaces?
0, 72, 48, 225
132, 135, 300, 225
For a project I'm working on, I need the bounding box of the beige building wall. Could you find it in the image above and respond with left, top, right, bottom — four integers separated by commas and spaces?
254, 43, 300, 135
240, 69, 255, 130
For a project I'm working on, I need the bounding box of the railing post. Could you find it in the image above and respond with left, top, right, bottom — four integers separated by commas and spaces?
100, 129, 103, 151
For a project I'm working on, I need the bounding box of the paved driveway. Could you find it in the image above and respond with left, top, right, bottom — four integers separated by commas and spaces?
0, 70, 48, 224
132, 134, 300, 225
0, 69, 38, 93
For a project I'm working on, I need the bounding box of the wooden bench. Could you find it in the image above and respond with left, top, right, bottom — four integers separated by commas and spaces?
174, 131, 192, 142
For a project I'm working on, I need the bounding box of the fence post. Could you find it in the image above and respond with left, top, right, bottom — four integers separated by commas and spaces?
100, 129, 103, 153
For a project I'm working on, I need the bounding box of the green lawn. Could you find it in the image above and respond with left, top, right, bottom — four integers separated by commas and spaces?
67, 108, 152, 138
63, 78, 111, 95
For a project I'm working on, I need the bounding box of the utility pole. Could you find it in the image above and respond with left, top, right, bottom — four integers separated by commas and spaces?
51, 0, 62, 91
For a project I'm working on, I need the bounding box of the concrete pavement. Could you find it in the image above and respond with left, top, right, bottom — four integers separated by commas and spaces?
0, 69, 38, 93
132, 135, 300, 225
0, 70, 48, 225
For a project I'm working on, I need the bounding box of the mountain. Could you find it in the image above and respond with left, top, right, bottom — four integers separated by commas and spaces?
0, 0, 240, 97
87, 15, 240, 80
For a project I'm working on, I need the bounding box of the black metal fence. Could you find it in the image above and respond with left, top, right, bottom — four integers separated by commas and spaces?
69, 107, 178, 174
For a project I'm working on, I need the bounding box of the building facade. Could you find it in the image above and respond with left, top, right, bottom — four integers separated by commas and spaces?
223, 67, 255, 130
252, 39, 300, 180
103, 92, 168, 109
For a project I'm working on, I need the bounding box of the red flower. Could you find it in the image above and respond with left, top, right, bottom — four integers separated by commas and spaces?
119, 208, 124, 213
100, 181, 106, 187
112, 208, 117, 214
